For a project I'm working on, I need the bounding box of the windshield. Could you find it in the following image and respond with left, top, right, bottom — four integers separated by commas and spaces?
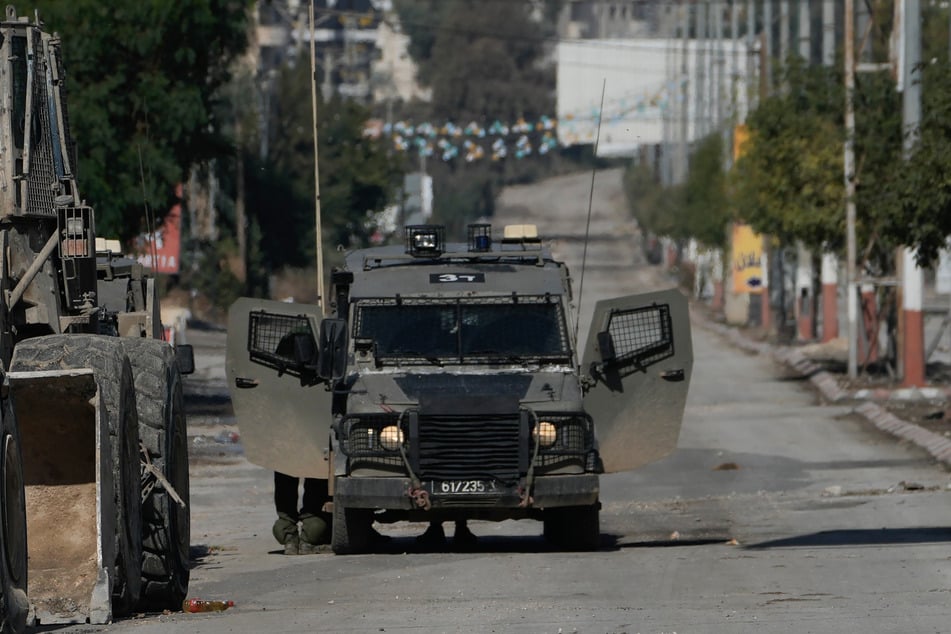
355, 297, 570, 362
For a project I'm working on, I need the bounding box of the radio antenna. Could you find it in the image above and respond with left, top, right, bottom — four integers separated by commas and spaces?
573, 78, 606, 346
309, 2, 326, 314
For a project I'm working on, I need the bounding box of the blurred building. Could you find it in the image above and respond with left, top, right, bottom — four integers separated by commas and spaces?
558, 1, 677, 39
253, 0, 425, 106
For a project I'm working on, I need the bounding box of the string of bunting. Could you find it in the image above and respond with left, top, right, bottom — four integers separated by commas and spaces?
364, 82, 678, 162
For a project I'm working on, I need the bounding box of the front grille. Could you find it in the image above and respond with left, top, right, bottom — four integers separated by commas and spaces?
417, 414, 522, 485
437, 496, 503, 508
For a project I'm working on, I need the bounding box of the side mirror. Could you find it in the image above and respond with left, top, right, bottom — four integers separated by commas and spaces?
175, 344, 195, 375
291, 332, 318, 366
319, 318, 348, 381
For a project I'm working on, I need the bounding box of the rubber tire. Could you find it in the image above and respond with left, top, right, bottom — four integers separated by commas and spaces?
10, 335, 143, 616
543, 504, 600, 552
331, 486, 372, 555
0, 398, 27, 634
120, 339, 190, 612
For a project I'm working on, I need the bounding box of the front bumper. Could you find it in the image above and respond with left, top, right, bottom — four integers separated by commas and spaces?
334, 474, 599, 510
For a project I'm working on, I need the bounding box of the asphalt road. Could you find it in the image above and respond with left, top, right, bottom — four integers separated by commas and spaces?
51, 169, 951, 634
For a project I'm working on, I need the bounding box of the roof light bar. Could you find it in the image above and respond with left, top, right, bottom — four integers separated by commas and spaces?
405, 225, 445, 257
467, 224, 492, 252
501, 224, 540, 243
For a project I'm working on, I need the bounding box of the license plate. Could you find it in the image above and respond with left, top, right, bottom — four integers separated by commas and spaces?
429, 480, 498, 495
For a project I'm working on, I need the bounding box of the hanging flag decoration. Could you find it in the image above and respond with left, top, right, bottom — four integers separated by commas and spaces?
365, 82, 672, 163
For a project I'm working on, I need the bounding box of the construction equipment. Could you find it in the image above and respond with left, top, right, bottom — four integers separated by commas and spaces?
0, 6, 193, 629
227, 223, 692, 553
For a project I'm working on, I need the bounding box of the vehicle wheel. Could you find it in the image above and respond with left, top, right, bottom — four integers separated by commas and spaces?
331, 490, 372, 554
120, 339, 190, 612
543, 504, 600, 552
0, 398, 28, 634
10, 335, 143, 615
542, 511, 562, 544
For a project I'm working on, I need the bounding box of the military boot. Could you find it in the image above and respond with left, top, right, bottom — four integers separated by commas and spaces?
272, 513, 300, 555
298, 512, 330, 554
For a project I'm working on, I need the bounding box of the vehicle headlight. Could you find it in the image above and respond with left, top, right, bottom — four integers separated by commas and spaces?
534, 421, 557, 448
379, 425, 403, 451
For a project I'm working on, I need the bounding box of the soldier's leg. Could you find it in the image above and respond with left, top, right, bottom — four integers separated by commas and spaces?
272, 472, 300, 554
452, 519, 477, 548
416, 521, 446, 548
298, 478, 331, 550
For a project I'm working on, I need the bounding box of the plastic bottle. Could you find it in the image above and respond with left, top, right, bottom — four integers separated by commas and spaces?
182, 598, 235, 613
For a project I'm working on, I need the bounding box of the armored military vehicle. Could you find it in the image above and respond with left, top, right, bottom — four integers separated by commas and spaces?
0, 7, 192, 629
229, 223, 692, 553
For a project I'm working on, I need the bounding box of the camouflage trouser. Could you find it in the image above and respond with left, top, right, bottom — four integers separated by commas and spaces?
273, 472, 331, 546
272, 512, 299, 547
299, 512, 331, 545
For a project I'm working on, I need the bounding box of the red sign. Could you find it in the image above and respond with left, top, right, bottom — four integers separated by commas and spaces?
133, 186, 182, 274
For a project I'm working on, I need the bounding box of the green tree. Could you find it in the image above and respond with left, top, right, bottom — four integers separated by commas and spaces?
623, 162, 682, 239
683, 134, 730, 248
894, 62, 951, 267
253, 54, 405, 269
390, 0, 450, 84
392, 0, 562, 231
732, 60, 845, 253
31, 0, 251, 242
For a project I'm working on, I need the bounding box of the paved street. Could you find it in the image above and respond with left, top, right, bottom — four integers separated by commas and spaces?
56, 169, 951, 634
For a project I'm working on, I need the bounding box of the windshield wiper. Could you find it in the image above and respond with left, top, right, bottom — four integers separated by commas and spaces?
466, 349, 525, 364
388, 350, 444, 367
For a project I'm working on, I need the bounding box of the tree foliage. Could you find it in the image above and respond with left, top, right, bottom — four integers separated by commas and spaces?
623, 162, 683, 239
31, 0, 252, 242
732, 61, 846, 252
425, 2, 554, 124
683, 134, 729, 248
894, 62, 951, 267
253, 54, 405, 269
623, 134, 729, 249
391, 0, 563, 231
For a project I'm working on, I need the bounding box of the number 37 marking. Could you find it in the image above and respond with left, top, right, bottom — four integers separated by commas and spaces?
430, 273, 485, 283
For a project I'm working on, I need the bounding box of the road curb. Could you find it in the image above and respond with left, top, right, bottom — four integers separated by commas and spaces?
694, 314, 951, 469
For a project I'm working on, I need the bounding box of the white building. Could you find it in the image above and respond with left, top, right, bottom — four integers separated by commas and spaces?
556, 38, 751, 158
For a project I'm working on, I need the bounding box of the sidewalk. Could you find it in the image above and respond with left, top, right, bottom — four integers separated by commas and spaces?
692, 305, 951, 469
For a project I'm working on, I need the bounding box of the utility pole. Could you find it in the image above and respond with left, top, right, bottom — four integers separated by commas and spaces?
901, 0, 925, 387
746, 0, 756, 109
695, 1, 707, 138
845, 0, 858, 377
707, 1, 716, 134
730, 0, 739, 125
822, 0, 839, 343
798, 0, 811, 61
780, 1, 790, 65
662, 11, 672, 186
678, 0, 690, 184
796, 2, 814, 341
763, 0, 773, 91
714, 1, 724, 132
823, 0, 836, 66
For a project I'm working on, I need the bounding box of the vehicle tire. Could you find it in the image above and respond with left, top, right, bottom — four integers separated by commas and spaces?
543, 504, 600, 552
0, 397, 28, 634
10, 335, 143, 615
331, 489, 372, 554
119, 339, 190, 612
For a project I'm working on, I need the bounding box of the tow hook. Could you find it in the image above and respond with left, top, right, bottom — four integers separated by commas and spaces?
517, 486, 534, 508
409, 487, 431, 510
